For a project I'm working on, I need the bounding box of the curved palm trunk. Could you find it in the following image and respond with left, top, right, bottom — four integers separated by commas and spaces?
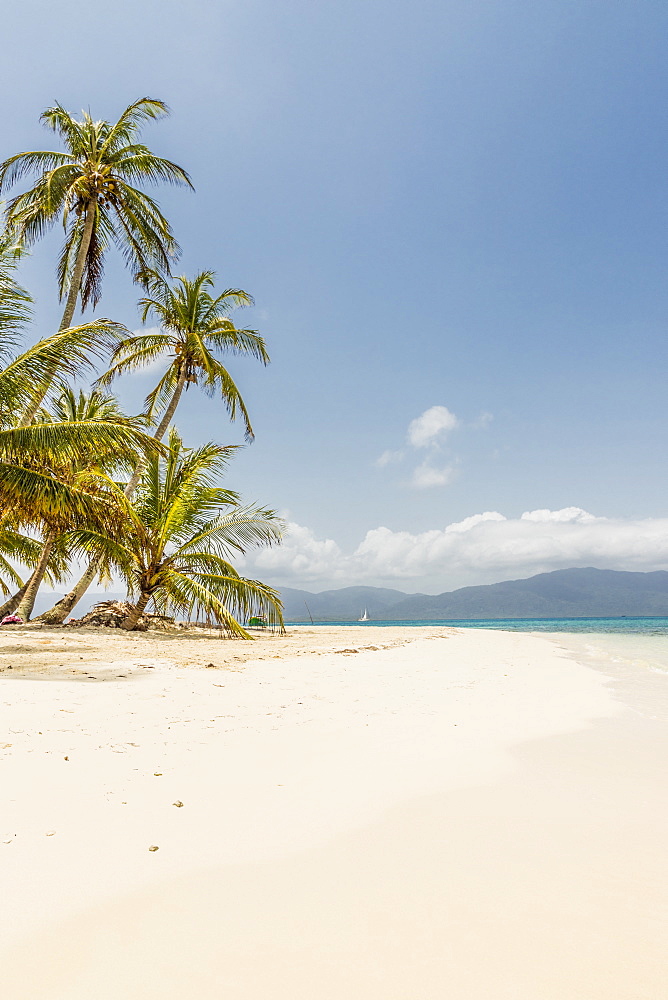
17, 202, 97, 428
15, 529, 57, 621
35, 557, 99, 624
121, 590, 152, 631
36, 370, 188, 625
0, 580, 30, 620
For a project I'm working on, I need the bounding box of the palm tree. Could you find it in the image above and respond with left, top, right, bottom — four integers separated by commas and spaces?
0, 376, 163, 619
69, 429, 284, 636
0, 320, 139, 508
11, 388, 149, 621
0, 98, 192, 333
101, 268, 269, 450
37, 270, 269, 624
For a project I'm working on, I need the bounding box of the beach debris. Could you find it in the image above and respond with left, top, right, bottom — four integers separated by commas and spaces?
45, 831, 55, 837
67, 600, 176, 631
64, 756, 69, 760
205, 662, 218, 669
172, 800, 184, 808
148, 845, 159, 852
154, 772, 163, 776
0, 615, 23, 626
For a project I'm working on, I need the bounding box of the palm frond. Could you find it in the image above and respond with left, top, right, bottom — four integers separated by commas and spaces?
0, 319, 128, 424
0, 420, 163, 466
0, 231, 32, 360
0, 150, 74, 192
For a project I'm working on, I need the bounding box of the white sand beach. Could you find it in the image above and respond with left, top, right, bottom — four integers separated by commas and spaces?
1, 624, 666, 998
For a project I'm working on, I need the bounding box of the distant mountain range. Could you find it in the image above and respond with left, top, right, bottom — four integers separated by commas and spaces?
33, 567, 668, 623
280, 568, 668, 621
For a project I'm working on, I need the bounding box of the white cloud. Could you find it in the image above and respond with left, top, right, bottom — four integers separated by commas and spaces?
408, 405, 459, 448
375, 449, 404, 468
240, 508, 668, 591
249, 522, 347, 582
473, 411, 494, 429
376, 405, 462, 486
410, 461, 457, 489
445, 512, 507, 533
520, 507, 596, 524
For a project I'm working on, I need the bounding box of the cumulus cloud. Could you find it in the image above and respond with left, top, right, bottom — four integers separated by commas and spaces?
375, 404, 462, 487
410, 461, 457, 489
249, 522, 347, 582
408, 405, 459, 448
240, 508, 668, 591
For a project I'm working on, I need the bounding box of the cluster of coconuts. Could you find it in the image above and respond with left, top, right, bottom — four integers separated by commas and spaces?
174, 344, 201, 384
74, 172, 120, 215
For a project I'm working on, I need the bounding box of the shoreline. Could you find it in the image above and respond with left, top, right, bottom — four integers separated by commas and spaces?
1, 625, 666, 997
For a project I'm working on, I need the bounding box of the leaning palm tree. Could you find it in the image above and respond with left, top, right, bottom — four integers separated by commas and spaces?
37, 270, 269, 624
0, 519, 68, 597
0, 386, 163, 620
0, 98, 192, 333
0, 313, 138, 615
69, 429, 284, 636
13, 387, 153, 622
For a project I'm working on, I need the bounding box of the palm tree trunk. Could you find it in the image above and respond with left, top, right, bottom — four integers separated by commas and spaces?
0, 580, 29, 620
34, 558, 99, 624
123, 369, 188, 497
59, 200, 96, 332
15, 529, 58, 621
35, 370, 188, 625
121, 590, 152, 631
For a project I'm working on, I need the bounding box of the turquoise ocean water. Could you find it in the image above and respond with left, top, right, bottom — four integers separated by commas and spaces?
288, 616, 668, 635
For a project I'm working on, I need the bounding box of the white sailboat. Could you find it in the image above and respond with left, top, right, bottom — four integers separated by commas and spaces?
358, 608, 369, 621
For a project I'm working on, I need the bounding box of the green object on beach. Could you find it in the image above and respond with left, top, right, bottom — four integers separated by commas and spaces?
248, 616, 268, 627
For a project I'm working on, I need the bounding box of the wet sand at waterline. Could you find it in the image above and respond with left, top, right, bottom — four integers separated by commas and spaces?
1, 624, 666, 998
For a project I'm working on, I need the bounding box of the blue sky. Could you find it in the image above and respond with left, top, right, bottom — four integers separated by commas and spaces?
3, 0, 668, 592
